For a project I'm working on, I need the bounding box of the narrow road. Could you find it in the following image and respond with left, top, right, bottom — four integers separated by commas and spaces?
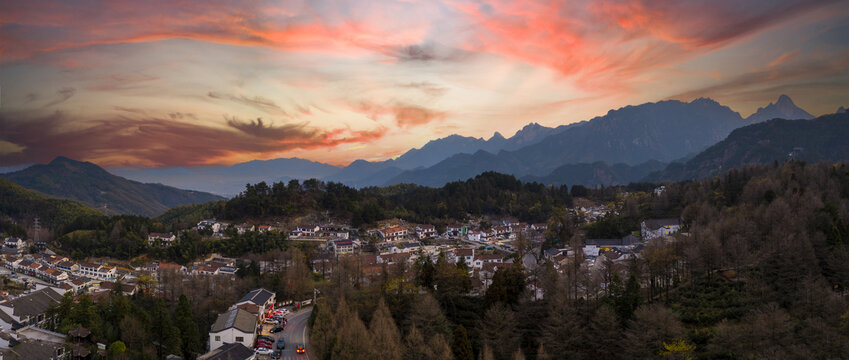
271, 307, 313, 360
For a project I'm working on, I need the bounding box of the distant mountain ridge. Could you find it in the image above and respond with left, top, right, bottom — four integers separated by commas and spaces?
113, 157, 340, 196
2, 157, 224, 216
321, 121, 579, 186
647, 112, 849, 182
745, 94, 814, 123
385, 97, 747, 187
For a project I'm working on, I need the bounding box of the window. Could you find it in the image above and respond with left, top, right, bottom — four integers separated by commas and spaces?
235, 337, 244, 342
215, 336, 220, 341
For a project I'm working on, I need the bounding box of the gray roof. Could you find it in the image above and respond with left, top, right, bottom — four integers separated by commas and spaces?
1, 339, 64, 359
643, 218, 681, 230
586, 239, 623, 246
587, 235, 640, 247
237, 288, 274, 306
210, 308, 256, 333
198, 342, 255, 360
1, 288, 64, 318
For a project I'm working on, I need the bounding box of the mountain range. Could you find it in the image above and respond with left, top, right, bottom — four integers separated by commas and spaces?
1, 157, 223, 216
111, 157, 340, 196
2, 94, 831, 204
648, 112, 849, 182
382, 97, 747, 186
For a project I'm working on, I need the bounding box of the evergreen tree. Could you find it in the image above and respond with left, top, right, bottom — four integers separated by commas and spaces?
369, 299, 402, 360
174, 295, 201, 358
478, 303, 519, 360
451, 325, 475, 360
310, 302, 337, 359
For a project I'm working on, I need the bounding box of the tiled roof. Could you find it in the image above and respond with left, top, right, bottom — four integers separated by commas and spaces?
198, 342, 255, 360
1, 288, 64, 318
237, 288, 274, 306
210, 308, 256, 333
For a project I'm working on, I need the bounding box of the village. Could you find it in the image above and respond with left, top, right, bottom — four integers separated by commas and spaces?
0, 192, 687, 359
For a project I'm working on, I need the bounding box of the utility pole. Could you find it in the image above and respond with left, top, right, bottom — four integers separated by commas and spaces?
33, 217, 40, 244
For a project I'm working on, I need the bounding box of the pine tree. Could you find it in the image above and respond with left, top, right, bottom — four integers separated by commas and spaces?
310, 302, 337, 359
479, 344, 496, 360
451, 325, 474, 360
174, 294, 201, 358
404, 325, 429, 360
512, 348, 526, 360
333, 309, 371, 360
478, 303, 519, 360
369, 299, 402, 360
406, 293, 450, 340
428, 333, 454, 359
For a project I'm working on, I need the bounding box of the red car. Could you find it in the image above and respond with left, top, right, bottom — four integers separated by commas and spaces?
296, 345, 306, 354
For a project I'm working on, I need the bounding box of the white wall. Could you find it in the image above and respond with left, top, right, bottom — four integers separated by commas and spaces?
208, 328, 254, 351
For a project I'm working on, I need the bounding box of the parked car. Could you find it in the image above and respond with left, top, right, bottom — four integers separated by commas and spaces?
271, 325, 284, 333
255, 347, 274, 355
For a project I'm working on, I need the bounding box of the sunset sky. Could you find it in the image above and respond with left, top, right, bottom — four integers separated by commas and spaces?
2, 0, 848, 168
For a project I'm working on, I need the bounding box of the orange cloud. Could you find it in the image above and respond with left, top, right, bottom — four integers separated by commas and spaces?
449, 0, 837, 91
0, 111, 387, 167
0, 0, 431, 62
352, 101, 447, 128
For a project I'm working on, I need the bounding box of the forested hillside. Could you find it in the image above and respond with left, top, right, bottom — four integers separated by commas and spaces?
215, 172, 573, 226
0, 178, 101, 231
2, 157, 223, 216
308, 161, 849, 360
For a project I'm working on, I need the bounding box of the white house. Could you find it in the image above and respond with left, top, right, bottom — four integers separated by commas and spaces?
198, 219, 221, 233
208, 308, 257, 351
453, 248, 474, 266
641, 218, 682, 240
378, 226, 408, 242
76, 262, 102, 278
147, 232, 176, 247
328, 240, 356, 255
3, 237, 25, 250
415, 225, 437, 239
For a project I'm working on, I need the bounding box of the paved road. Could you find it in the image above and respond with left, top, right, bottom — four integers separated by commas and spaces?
266, 307, 312, 360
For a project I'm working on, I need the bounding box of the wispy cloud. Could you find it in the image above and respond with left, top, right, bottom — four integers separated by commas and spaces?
0, 111, 388, 167
42, 87, 75, 108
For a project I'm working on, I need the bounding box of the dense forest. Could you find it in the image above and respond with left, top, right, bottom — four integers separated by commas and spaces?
53, 214, 288, 264
42, 246, 318, 360
162, 172, 574, 227
305, 162, 849, 360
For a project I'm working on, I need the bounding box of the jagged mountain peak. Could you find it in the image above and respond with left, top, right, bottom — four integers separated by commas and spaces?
746, 94, 814, 123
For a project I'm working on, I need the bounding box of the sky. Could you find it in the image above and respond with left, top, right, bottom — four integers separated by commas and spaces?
1, 0, 848, 168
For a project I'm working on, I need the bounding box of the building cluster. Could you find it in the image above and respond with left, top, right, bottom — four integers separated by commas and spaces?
0, 286, 80, 359
196, 219, 281, 238
202, 288, 276, 360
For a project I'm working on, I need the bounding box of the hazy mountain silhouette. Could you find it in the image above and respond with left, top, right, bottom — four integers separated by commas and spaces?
2, 157, 223, 216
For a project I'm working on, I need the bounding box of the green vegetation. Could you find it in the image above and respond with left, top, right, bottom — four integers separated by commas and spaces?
1, 157, 223, 216
219, 172, 572, 226
0, 178, 102, 230
307, 162, 849, 360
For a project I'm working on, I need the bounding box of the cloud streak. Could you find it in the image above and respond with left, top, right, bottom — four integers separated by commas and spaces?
0, 111, 387, 167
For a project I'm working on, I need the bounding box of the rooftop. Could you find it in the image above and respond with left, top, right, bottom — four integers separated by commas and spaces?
210, 308, 256, 333
198, 342, 256, 360
237, 288, 274, 306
